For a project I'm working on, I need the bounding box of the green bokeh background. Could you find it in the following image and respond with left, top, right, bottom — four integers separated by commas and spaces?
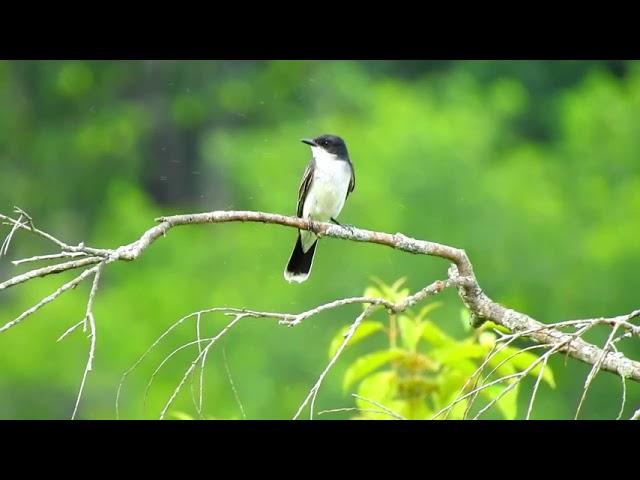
1, 60, 639, 419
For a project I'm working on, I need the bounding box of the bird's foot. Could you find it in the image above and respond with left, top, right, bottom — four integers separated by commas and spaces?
308, 219, 323, 236
331, 217, 354, 233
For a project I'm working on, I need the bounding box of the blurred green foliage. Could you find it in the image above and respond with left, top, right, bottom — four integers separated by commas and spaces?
0, 60, 639, 419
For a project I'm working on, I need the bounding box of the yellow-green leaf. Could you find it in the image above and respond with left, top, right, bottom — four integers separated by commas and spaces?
416, 301, 443, 321
487, 347, 555, 388
481, 320, 511, 334
343, 349, 404, 392
358, 399, 406, 420
431, 341, 486, 367
446, 398, 469, 420
371, 277, 409, 303
507, 348, 555, 388
459, 308, 471, 331
478, 331, 497, 347
356, 370, 398, 407
421, 320, 456, 347
170, 411, 195, 420
480, 383, 520, 420
389, 277, 407, 292
363, 286, 383, 303
328, 320, 385, 358
398, 315, 424, 351
401, 398, 432, 420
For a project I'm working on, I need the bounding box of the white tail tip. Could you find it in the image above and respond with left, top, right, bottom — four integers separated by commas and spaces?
284, 269, 309, 283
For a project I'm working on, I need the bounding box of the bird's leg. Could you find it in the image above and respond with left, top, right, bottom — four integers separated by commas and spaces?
330, 217, 354, 233
308, 219, 322, 237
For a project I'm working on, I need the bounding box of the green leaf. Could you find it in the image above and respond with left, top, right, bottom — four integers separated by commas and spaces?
358, 399, 407, 420
396, 290, 410, 302
480, 320, 511, 334
371, 277, 409, 303
435, 375, 464, 404
371, 276, 402, 291
478, 331, 497, 347
328, 320, 385, 358
402, 398, 432, 420
395, 351, 439, 373
417, 301, 443, 321
430, 341, 486, 367
459, 308, 471, 331
507, 348, 556, 388
389, 277, 407, 292
356, 370, 398, 408
368, 277, 389, 297
447, 399, 469, 420
363, 286, 383, 303
480, 383, 520, 420
437, 398, 468, 420
454, 358, 479, 377
487, 347, 556, 388
343, 349, 404, 392
397, 315, 424, 351
170, 411, 195, 420
421, 320, 456, 347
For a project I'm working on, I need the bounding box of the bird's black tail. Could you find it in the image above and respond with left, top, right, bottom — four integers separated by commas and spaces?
284, 232, 318, 283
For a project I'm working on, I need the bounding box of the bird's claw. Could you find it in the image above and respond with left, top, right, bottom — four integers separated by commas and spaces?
308, 220, 321, 234
331, 217, 354, 232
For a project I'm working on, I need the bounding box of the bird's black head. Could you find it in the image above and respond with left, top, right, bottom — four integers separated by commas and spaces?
301, 134, 349, 159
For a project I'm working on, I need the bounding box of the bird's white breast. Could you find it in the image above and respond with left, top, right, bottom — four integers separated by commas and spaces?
303, 147, 351, 222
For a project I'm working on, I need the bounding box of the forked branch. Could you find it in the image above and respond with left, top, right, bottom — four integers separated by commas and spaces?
1, 207, 639, 419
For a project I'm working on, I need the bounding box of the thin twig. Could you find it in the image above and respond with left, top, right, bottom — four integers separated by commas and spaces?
0, 211, 108, 256
279, 296, 395, 327
143, 338, 214, 414
473, 324, 592, 420
526, 356, 548, 420
196, 313, 205, 417
1, 213, 25, 257
318, 407, 401, 419
192, 312, 205, 418
116, 307, 247, 418
352, 394, 406, 420
223, 348, 246, 420
12, 251, 89, 266
463, 344, 548, 420
575, 323, 620, 419
159, 313, 246, 420
455, 319, 599, 420
435, 324, 592, 420
612, 343, 627, 420
57, 320, 86, 342
294, 306, 376, 420
71, 263, 104, 419
0, 266, 99, 335
0, 257, 102, 292
459, 341, 501, 421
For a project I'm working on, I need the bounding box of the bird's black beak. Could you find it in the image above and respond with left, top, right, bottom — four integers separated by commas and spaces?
301, 138, 317, 147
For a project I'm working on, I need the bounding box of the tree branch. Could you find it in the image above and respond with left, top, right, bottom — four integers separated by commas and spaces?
0, 256, 102, 291
2, 208, 640, 419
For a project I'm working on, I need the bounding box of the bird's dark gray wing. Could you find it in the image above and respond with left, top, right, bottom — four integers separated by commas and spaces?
296, 158, 315, 218
347, 162, 355, 198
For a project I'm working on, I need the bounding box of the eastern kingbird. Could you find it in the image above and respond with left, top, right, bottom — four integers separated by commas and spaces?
284, 134, 355, 283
